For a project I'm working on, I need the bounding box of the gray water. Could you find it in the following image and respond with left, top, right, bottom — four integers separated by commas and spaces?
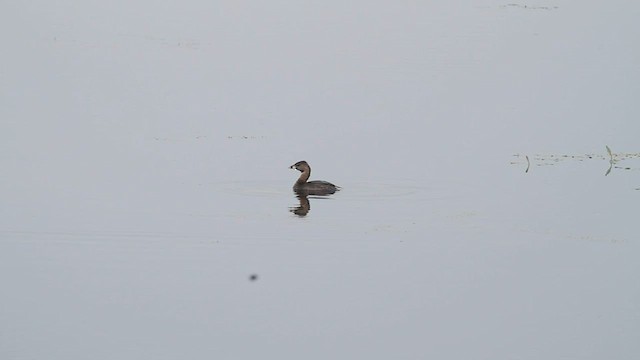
2, 1, 639, 359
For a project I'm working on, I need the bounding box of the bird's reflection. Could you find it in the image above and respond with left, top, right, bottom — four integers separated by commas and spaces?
290, 193, 311, 216
289, 188, 337, 217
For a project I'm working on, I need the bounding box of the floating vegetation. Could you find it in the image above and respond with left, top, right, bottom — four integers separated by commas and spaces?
500, 3, 559, 10
226, 135, 266, 140
151, 134, 267, 142
605, 145, 614, 176
511, 146, 640, 179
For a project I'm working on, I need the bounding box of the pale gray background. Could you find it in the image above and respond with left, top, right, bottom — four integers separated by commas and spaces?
2, 1, 639, 359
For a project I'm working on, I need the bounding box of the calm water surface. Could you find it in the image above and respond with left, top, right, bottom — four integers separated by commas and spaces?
2, 1, 639, 359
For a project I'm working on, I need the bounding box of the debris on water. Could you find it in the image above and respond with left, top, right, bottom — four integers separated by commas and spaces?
227, 135, 266, 140
511, 148, 639, 184
501, 4, 559, 10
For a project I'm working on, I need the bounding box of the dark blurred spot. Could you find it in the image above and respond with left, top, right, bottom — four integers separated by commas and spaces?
249, 274, 258, 281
